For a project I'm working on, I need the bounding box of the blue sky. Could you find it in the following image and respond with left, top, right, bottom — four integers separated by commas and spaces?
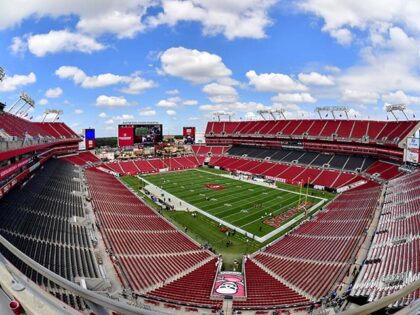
0, 0, 419, 136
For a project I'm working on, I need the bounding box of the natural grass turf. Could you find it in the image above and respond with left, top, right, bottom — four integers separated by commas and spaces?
120, 175, 261, 270
142, 169, 324, 237
120, 174, 327, 270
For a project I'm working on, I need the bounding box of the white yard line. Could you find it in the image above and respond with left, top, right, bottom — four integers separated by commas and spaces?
195, 168, 325, 201
139, 172, 328, 243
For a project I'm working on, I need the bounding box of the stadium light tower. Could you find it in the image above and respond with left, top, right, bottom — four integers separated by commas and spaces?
258, 108, 286, 120
8, 91, 35, 117
0, 66, 5, 82
42, 109, 63, 122
271, 108, 287, 120
213, 112, 234, 122
315, 106, 349, 119
385, 104, 408, 121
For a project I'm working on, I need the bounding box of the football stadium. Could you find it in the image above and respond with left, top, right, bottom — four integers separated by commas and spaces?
1, 2, 420, 315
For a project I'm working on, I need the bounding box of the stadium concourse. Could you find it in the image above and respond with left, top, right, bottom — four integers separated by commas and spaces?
0, 112, 420, 315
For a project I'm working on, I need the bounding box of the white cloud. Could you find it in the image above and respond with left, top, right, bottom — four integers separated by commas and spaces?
324, 65, 341, 73
27, 30, 105, 57
74, 109, 83, 114
341, 89, 379, 104
298, 72, 334, 86
157, 97, 179, 108
200, 101, 268, 112
246, 70, 307, 92
382, 90, 420, 105
9, 36, 27, 55
96, 95, 129, 108
147, 0, 276, 40
275, 103, 301, 111
77, 11, 144, 39
166, 89, 179, 95
45, 87, 63, 98
160, 47, 232, 84
183, 100, 198, 106
330, 28, 352, 45
55, 66, 156, 94
139, 107, 157, 116
98, 112, 108, 118
0, 72, 36, 92
272, 92, 317, 103
166, 109, 177, 116
337, 27, 420, 94
120, 76, 157, 94
39, 98, 48, 105
202, 82, 238, 103
105, 119, 114, 125
113, 114, 134, 120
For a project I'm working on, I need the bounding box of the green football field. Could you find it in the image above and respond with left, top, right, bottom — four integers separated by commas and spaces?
141, 169, 324, 237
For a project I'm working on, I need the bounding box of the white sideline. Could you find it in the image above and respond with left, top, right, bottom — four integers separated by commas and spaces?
139, 171, 328, 243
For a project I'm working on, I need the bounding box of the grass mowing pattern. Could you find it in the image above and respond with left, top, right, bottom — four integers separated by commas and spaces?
143, 169, 322, 237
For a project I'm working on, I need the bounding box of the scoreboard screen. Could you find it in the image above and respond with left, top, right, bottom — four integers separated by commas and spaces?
183, 127, 196, 144
84, 128, 96, 149
118, 123, 163, 147
85, 129, 95, 140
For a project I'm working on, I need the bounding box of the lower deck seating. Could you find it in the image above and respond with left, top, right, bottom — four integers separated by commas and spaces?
252, 186, 381, 300
0, 159, 99, 311
85, 168, 217, 293
351, 171, 420, 308
62, 151, 100, 166
104, 156, 205, 176
365, 161, 403, 180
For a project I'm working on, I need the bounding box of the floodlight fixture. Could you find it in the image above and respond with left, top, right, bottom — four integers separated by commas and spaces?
42, 109, 63, 122
385, 104, 408, 121
0, 66, 5, 82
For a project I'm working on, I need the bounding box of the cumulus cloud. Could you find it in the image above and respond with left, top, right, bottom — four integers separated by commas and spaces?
139, 107, 157, 116
382, 90, 420, 105
200, 101, 268, 112
202, 83, 238, 103
166, 89, 179, 95
298, 72, 334, 86
26, 30, 105, 57
0, 1, 275, 40
341, 89, 379, 104
77, 11, 144, 39
337, 27, 420, 94
9, 36, 27, 55
0, 1, 154, 39
330, 28, 352, 45
147, 0, 276, 40
272, 92, 317, 103
96, 95, 129, 108
55, 66, 156, 94
39, 98, 49, 105
183, 100, 198, 106
160, 47, 232, 84
157, 96, 180, 108
246, 70, 307, 92
98, 112, 108, 118
74, 109, 83, 114
45, 87, 63, 98
166, 109, 177, 116
113, 114, 134, 120
0, 72, 36, 92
